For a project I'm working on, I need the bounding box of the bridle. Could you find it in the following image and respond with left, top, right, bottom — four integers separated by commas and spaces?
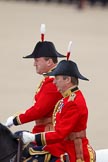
16, 136, 23, 162
0, 137, 23, 162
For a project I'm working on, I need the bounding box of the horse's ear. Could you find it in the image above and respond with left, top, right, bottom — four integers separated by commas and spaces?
0, 123, 5, 130
0, 123, 7, 128
0, 123, 3, 126
0, 123, 2, 130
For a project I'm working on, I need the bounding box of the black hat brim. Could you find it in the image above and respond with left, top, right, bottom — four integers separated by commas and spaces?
47, 60, 89, 81
23, 52, 66, 58
48, 70, 89, 81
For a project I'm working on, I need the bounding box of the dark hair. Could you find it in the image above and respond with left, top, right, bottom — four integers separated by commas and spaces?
44, 57, 58, 64
63, 76, 79, 85
71, 77, 79, 85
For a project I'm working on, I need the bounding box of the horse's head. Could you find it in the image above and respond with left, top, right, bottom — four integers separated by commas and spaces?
0, 123, 18, 161
0, 123, 33, 162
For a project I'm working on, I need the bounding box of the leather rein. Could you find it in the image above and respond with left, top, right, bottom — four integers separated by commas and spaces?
16, 136, 23, 162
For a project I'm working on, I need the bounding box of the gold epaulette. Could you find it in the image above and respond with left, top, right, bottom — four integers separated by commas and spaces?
68, 93, 76, 102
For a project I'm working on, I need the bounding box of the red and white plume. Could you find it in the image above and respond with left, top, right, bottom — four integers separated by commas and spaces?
40, 24, 46, 42
67, 41, 72, 60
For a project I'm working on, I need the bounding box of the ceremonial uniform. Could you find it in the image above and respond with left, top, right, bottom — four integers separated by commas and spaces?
13, 75, 62, 133
9, 40, 96, 161
5, 39, 66, 132
13, 40, 65, 134
35, 86, 95, 162
22, 58, 96, 162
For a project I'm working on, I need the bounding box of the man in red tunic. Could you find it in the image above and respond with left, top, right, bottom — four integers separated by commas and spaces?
5, 40, 66, 133
21, 58, 96, 162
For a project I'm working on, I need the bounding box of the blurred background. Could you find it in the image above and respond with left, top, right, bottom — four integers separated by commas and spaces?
1, 0, 108, 9
0, 0, 108, 150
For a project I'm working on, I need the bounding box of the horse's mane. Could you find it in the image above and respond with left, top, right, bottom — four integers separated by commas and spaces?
0, 123, 18, 145
0, 123, 15, 137
0, 123, 18, 161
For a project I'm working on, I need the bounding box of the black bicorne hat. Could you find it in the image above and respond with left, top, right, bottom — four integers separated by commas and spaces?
48, 60, 89, 81
23, 41, 66, 58
47, 41, 89, 81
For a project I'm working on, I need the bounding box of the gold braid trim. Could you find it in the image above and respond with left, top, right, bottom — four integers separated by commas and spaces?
44, 153, 51, 162
16, 116, 22, 125
76, 159, 85, 162
52, 100, 62, 127
36, 79, 44, 93
41, 132, 46, 146
87, 145, 96, 162
23, 156, 32, 162
29, 147, 49, 155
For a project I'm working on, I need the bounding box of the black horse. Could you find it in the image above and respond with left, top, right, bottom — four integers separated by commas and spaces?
0, 123, 61, 162
0, 123, 23, 162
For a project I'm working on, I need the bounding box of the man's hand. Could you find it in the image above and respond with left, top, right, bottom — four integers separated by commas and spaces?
5, 116, 14, 127
22, 132, 35, 144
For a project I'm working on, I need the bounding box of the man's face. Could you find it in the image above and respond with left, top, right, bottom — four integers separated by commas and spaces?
54, 75, 68, 93
34, 57, 49, 74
